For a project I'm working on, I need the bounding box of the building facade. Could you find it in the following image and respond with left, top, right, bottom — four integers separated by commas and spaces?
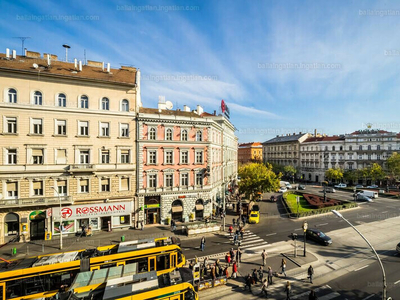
238, 142, 262, 165
0, 49, 139, 243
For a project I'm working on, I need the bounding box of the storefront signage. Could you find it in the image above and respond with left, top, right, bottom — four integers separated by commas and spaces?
29, 210, 46, 221
178, 196, 186, 199
221, 99, 230, 119
52, 202, 132, 219
145, 204, 160, 209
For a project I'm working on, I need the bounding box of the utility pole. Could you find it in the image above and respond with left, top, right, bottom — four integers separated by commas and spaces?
302, 221, 308, 257
13, 37, 31, 55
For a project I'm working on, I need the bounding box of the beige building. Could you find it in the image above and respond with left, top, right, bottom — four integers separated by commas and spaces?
0, 49, 139, 244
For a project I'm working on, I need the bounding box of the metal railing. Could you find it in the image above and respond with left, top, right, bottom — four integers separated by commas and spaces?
0, 195, 72, 207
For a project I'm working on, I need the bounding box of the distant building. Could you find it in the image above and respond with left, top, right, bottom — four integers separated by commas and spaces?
238, 142, 263, 165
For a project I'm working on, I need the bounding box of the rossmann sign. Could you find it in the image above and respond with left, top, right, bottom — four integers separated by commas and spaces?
52, 202, 132, 219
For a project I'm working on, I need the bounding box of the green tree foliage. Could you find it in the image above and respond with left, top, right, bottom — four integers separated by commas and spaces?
270, 162, 284, 174
325, 168, 343, 182
343, 169, 358, 182
368, 163, 385, 182
387, 152, 400, 182
238, 163, 281, 199
283, 165, 297, 177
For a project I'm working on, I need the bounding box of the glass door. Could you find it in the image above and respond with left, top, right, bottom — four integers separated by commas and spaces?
149, 257, 156, 271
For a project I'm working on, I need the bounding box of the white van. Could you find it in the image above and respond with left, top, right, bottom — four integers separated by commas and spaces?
280, 181, 291, 189
358, 190, 378, 199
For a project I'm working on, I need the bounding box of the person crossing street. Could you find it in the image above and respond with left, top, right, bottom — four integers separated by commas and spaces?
261, 249, 268, 266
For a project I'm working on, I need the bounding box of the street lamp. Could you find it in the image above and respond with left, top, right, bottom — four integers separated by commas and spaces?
331, 210, 387, 300
51, 187, 63, 250
353, 187, 357, 204
302, 221, 308, 257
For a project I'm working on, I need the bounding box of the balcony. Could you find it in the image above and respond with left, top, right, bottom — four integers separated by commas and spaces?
0, 195, 72, 208
69, 164, 96, 174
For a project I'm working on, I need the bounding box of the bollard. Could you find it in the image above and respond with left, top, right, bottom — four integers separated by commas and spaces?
121, 236, 125, 242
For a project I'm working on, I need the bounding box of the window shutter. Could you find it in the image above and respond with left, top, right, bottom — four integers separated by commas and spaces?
121, 178, 129, 190
101, 179, 109, 185
7, 182, 17, 191
33, 181, 42, 189
57, 180, 67, 187
32, 149, 43, 156
80, 179, 89, 186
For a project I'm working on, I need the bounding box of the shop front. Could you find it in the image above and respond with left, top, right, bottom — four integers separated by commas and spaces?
195, 199, 204, 220
144, 196, 160, 225
52, 202, 132, 235
171, 200, 183, 222
4, 212, 19, 242
29, 210, 46, 240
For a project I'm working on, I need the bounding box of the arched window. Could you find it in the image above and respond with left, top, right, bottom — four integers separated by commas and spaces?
80, 95, 89, 109
149, 128, 156, 140
325, 146, 328, 151
8, 88, 17, 103
33, 91, 42, 105
181, 129, 188, 141
166, 128, 173, 140
196, 130, 202, 141
359, 145, 363, 150
121, 99, 129, 112
101, 97, 109, 110
332, 146, 335, 151
58, 93, 66, 107
340, 146, 343, 151
368, 145, 371, 150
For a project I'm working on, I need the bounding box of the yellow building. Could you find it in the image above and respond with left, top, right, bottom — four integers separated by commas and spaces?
0, 49, 139, 244
238, 142, 263, 165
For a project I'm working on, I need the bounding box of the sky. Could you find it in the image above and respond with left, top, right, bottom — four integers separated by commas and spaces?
2, 0, 400, 143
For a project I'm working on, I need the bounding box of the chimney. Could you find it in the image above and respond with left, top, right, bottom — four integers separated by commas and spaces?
6, 48, 10, 58
107, 63, 110, 73
213, 110, 216, 115
74, 58, 78, 69
299, 132, 302, 134
12, 50, 16, 59
24, 48, 27, 56
47, 54, 51, 66
102, 62, 105, 71
183, 105, 190, 112
314, 129, 317, 137
197, 105, 203, 115
78, 60, 82, 71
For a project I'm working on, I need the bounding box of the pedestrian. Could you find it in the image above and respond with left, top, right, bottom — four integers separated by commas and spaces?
170, 219, 175, 231
267, 266, 273, 284
211, 265, 216, 281
230, 248, 235, 262
141, 220, 144, 230
261, 278, 268, 298
252, 268, 258, 284
284, 281, 291, 300
200, 236, 206, 251
229, 225, 233, 237
237, 217, 240, 226
309, 289, 318, 300
233, 232, 238, 245
232, 260, 238, 278
258, 266, 264, 282
244, 274, 252, 292
236, 247, 242, 264
281, 259, 287, 277
261, 249, 268, 266
224, 265, 229, 278
307, 265, 314, 284
225, 252, 231, 266
189, 260, 194, 270
200, 265, 205, 280
240, 227, 244, 240
233, 218, 236, 227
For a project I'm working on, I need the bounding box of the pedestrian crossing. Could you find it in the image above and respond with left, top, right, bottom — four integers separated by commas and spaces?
289, 285, 343, 300
224, 230, 269, 252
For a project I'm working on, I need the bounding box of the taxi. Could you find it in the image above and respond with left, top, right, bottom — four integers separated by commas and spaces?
248, 211, 260, 224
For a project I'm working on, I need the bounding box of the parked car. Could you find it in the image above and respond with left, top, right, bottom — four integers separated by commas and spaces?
252, 204, 260, 212
325, 187, 336, 193
396, 242, 400, 254
334, 183, 347, 188
357, 194, 373, 202
298, 184, 306, 190
270, 195, 277, 202
355, 185, 364, 188
248, 211, 260, 224
278, 187, 287, 193
286, 183, 293, 189
306, 228, 332, 246
367, 185, 379, 189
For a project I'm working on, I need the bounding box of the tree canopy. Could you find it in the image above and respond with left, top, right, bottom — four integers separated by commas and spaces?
283, 165, 297, 177
325, 168, 343, 182
387, 152, 400, 182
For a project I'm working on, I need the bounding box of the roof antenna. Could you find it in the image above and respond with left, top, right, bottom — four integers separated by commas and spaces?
84, 49, 86, 65
13, 37, 31, 56
62, 44, 71, 62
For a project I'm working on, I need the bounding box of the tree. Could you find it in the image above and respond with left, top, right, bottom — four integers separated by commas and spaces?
283, 165, 297, 177
368, 163, 385, 184
238, 163, 281, 199
325, 168, 343, 182
387, 152, 400, 183
343, 169, 358, 183
269, 162, 284, 175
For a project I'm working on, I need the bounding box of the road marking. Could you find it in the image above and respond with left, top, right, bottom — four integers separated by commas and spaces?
294, 228, 302, 231
316, 223, 328, 227
184, 248, 190, 250
320, 292, 341, 300
325, 284, 331, 289
381, 211, 388, 214
354, 265, 369, 271
394, 279, 400, 285
361, 295, 375, 300
265, 233, 276, 236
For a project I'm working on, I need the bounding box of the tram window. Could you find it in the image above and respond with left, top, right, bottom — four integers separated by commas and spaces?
149, 258, 155, 271
6, 280, 23, 298
0, 286, 3, 300
137, 258, 148, 273
25, 276, 46, 295
178, 251, 183, 264
156, 254, 170, 270
100, 263, 116, 269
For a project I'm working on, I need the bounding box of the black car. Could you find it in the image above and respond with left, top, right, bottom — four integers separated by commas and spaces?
306, 228, 332, 246
252, 204, 260, 212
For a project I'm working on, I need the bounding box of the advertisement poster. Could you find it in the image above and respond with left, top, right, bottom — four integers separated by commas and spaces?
53, 220, 75, 235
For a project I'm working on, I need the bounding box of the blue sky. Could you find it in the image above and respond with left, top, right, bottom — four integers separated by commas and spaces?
2, 0, 400, 142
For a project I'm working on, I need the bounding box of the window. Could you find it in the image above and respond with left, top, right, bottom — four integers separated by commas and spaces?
56, 149, 67, 164
80, 95, 89, 109
6, 182, 18, 198
56, 120, 66, 135
349, 146, 352, 151
368, 155, 371, 160
196, 151, 203, 164
166, 128, 173, 140
389, 144, 392, 150
149, 128, 156, 140
165, 151, 173, 164
80, 150, 90, 164
32, 149, 44, 164
80, 179, 89, 193
100, 122, 109, 137
8, 88, 17, 103
7, 149, 17, 164
377, 145, 381, 150
101, 178, 110, 192
325, 146, 328, 151
120, 123, 129, 137
377, 154, 381, 160
196, 173, 203, 186
58, 93, 66, 107
101, 150, 110, 163
34, 91, 42, 105
121, 150, 130, 163
149, 150, 157, 164
148, 174, 157, 188
332, 146, 335, 151
181, 129, 188, 141
121, 99, 129, 112
79, 121, 89, 136
101, 97, 109, 110
120, 178, 129, 191
349, 164, 353, 170
358, 155, 362, 160
165, 174, 173, 187
57, 180, 67, 196
181, 151, 188, 164
181, 173, 188, 186
32, 118, 43, 134
6, 117, 17, 133
196, 130, 203, 141
368, 145, 371, 150
33, 181, 43, 196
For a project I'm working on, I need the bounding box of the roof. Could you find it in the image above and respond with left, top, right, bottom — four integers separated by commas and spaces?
351, 129, 390, 135
139, 107, 204, 118
0, 53, 136, 85
303, 136, 345, 143
239, 142, 262, 148
262, 133, 308, 144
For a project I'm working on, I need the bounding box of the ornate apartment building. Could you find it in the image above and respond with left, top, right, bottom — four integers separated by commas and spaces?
0, 49, 139, 243
238, 142, 262, 165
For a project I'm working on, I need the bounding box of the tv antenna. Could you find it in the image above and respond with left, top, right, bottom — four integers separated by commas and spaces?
13, 37, 31, 55
62, 44, 71, 62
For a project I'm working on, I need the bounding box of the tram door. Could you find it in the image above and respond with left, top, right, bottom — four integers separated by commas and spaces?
149, 257, 156, 271
0, 282, 4, 300
171, 253, 177, 268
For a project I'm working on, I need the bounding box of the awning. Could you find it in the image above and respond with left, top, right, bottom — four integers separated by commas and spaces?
171, 206, 183, 213
195, 204, 204, 210
5, 213, 19, 223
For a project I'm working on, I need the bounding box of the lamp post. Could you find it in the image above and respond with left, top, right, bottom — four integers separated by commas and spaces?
331, 210, 387, 300
302, 221, 308, 257
353, 187, 357, 204
51, 187, 63, 250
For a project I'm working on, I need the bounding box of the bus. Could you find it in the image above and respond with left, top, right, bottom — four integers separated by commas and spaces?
48, 265, 198, 300
0, 237, 184, 300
